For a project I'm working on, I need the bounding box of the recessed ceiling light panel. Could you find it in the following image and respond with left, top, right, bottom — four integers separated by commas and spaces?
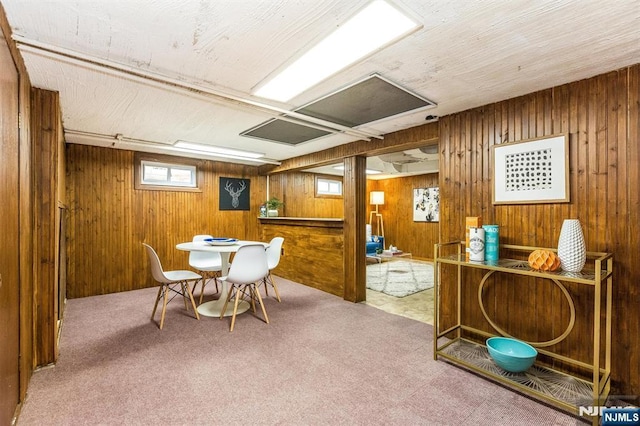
175, 141, 264, 159
254, 0, 421, 102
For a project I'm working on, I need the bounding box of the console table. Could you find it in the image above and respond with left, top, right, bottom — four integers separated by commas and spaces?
433, 241, 613, 426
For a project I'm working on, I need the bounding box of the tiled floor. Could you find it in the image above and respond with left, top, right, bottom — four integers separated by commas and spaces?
365, 286, 434, 325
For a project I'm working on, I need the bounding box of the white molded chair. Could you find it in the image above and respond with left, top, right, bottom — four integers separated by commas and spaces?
143, 243, 201, 330
261, 237, 284, 302
219, 244, 270, 332
189, 234, 222, 304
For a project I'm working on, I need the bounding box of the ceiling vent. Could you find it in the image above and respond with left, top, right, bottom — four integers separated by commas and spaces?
297, 74, 435, 127
241, 74, 436, 145
240, 119, 331, 145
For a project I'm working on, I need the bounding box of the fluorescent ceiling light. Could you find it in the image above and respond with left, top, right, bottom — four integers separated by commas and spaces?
333, 165, 381, 175
175, 141, 264, 159
254, 0, 421, 102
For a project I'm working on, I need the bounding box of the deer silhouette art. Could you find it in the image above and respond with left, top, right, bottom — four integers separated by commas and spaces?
224, 180, 247, 208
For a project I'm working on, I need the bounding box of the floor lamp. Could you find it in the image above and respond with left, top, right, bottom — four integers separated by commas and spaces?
369, 191, 385, 248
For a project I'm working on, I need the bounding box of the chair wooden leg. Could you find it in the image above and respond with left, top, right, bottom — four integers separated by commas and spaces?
248, 285, 257, 313
181, 283, 189, 311
197, 274, 220, 304
186, 280, 200, 320
198, 277, 207, 305
263, 277, 270, 297
192, 280, 199, 298
269, 272, 282, 302
253, 283, 269, 324
159, 285, 169, 330
152, 285, 163, 320
229, 285, 241, 332
192, 278, 202, 304
220, 284, 234, 319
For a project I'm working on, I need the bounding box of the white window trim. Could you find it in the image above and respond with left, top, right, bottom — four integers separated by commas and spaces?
140, 160, 197, 188
134, 152, 202, 192
315, 176, 343, 198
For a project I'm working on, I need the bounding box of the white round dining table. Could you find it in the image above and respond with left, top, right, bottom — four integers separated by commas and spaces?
176, 240, 268, 318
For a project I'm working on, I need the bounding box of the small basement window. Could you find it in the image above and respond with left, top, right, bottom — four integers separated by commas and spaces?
315, 176, 343, 198
141, 160, 195, 187
135, 152, 202, 192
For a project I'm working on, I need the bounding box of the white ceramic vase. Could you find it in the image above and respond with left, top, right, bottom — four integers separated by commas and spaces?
557, 219, 586, 272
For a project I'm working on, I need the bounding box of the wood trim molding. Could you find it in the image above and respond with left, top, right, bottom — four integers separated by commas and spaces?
258, 217, 343, 228
264, 122, 438, 174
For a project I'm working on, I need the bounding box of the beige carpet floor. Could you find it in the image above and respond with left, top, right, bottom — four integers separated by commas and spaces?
16, 277, 583, 425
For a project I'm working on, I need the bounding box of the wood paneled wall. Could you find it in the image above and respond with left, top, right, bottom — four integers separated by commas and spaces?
267, 171, 344, 218
342, 156, 367, 302
31, 89, 64, 367
16, 45, 33, 409
1, 4, 35, 421
263, 169, 440, 299
65, 145, 266, 298
265, 169, 440, 260
0, 15, 21, 423
260, 219, 345, 296
439, 65, 639, 395
367, 173, 439, 259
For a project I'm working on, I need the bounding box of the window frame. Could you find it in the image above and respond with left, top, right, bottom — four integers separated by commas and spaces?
134, 152, 203, 192
314, 174, 343, 199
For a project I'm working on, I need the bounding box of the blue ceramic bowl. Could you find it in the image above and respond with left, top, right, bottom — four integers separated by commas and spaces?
486, 337, 537, 373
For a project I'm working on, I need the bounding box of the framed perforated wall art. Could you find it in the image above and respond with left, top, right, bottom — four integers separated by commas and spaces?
492, 134, 569, 205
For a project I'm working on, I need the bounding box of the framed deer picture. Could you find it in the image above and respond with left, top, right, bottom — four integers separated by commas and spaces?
219, 177, 250, 210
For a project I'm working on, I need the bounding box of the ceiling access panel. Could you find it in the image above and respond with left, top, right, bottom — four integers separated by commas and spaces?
240, 74, 435, 145
296, 74, 436, 128
240, 118, 332, 145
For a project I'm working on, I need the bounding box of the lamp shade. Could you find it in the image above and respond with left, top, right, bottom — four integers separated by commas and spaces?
370, 191, 385, 205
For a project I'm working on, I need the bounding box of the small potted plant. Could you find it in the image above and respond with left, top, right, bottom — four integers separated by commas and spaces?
266, 197, 284, 217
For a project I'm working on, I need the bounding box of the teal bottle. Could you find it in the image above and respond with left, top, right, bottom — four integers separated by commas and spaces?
483, 225, 499, 262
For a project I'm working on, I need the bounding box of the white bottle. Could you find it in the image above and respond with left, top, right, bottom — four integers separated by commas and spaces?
468, 227, 485, 261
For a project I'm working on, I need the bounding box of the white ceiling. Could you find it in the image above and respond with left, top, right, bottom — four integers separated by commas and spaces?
3, 0, 639, 174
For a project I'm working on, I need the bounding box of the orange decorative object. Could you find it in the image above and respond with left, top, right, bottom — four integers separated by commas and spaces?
528, 249, 561, 271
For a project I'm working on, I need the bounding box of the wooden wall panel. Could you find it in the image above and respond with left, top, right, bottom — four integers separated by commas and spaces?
267, 171, 343, 218
17, 52, 33, 407
260, 219, 344, 296
343, 156, 367, 302
439, 65, 640, 395
65, 145, 266, 298
0, 17, 20, 424
1, 1, 35, 412
31, 88, 61, 367
267, 169, 439, 258
367, 173, 439, 259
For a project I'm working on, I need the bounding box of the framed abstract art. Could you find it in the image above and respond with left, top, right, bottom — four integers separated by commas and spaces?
492, 134, 569, 205
413, 187, 439, 222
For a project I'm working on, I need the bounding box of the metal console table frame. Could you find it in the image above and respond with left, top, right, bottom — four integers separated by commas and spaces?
433, 241, 613, 425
